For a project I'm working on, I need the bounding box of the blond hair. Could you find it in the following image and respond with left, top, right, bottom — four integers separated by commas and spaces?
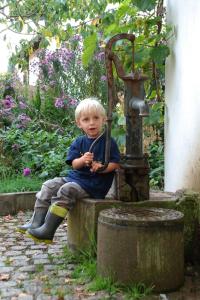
75, 97, 106, 121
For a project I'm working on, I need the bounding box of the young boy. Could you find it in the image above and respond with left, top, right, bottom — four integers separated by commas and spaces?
18, 97, 120, 243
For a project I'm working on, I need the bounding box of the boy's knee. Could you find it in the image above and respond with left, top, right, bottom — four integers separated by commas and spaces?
37, 177, 65, 200
57, 182, 82, 199
43, 177, 64, 190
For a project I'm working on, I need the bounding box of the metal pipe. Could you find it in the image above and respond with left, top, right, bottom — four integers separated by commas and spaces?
129, 97, 150, 116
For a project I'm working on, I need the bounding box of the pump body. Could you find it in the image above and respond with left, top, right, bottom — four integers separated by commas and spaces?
105, 34, 150, 201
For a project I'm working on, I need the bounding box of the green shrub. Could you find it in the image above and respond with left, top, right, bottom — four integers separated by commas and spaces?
0, 122, 74, 179
148, 141, 164, 189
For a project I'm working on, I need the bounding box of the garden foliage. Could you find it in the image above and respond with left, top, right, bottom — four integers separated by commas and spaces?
0, 39, 108, 180
0, 0, 169, 189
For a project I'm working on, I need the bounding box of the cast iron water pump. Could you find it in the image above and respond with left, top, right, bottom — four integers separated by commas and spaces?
104, 33, 150, 201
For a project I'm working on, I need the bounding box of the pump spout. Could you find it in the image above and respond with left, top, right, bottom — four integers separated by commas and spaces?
129, 97, 149, 117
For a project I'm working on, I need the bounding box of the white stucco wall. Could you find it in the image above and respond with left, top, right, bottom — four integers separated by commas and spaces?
165, 0, 200, 191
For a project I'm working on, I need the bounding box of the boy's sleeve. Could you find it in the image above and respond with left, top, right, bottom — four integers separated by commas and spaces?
109, 139, 121, 163
66, 138, 81, 165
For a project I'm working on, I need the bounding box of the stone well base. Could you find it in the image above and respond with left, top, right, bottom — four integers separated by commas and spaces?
67, 191, 178, 252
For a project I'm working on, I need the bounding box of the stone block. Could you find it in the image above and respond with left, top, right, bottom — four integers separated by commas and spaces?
67, 198, 134, 251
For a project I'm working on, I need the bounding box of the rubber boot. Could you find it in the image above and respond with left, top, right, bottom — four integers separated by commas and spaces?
17, 208, 48, 233
26, 203, 68, 244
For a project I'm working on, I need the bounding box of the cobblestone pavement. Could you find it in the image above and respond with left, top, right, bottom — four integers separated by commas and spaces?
1, 211, 200, 300
1, 211, 127, 300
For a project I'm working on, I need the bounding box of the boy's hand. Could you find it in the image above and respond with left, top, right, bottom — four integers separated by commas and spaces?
82, 152, 94, 166
90, 161, 103, 172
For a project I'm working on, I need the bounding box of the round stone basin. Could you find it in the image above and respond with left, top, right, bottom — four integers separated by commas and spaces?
98, 206, 184, 227
97, 206, 184, 292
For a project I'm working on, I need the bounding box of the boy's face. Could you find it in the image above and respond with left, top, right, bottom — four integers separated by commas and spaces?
76, 112, 106, 138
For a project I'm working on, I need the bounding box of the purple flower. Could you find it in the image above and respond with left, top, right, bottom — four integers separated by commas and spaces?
17, 95, 25, 101
18, 114, 31, 123
95, 51, 105, 62
49, 80, 56, 88
5, 95, 12, 100
17, 114, 31, 128
19, 101, 28, 109
54, 98, 65, 108
23, 168, 31, 176
2, 96, 15, 109
71, 34, 82, 41
100, 75, 107, 81
2, 99, 12, 109
69, 98, 78, 107
12, 144, 20, 151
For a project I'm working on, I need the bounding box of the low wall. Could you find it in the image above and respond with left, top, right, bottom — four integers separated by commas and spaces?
0, 191, 36, 215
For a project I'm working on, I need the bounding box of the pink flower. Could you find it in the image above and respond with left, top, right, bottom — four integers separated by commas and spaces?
23, 168, 31, 176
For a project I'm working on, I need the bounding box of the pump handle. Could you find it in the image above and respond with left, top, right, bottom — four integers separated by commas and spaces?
103, 33, 135, 168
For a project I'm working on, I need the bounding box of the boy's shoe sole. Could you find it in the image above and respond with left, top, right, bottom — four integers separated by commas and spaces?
16, 228, 27, 234
26, 232, 53, 244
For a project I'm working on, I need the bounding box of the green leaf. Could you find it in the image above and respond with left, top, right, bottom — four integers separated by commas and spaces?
14, 20, 23, 32
133, 0, 157, 11
152, 102, 164, 111
144, 109, 162, 126
27, 24, 33, 33
39, 171, 49, 178
117, 116, 126, 126
116, 0, 134, 19
150, 45, 170, 65
135, 47, 151, 65
104, 23, 118, 35
82, 33, 97, 67
39, 38, 50, 48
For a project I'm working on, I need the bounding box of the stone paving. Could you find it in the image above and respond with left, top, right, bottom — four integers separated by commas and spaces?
0, 211, 126, 300
1, 211, 200, 300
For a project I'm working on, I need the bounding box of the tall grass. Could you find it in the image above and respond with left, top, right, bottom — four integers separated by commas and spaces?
0, 176, 43, 193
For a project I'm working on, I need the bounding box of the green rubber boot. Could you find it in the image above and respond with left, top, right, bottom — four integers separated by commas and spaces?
26, 203, 68, 244
17, 208, 48, 233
